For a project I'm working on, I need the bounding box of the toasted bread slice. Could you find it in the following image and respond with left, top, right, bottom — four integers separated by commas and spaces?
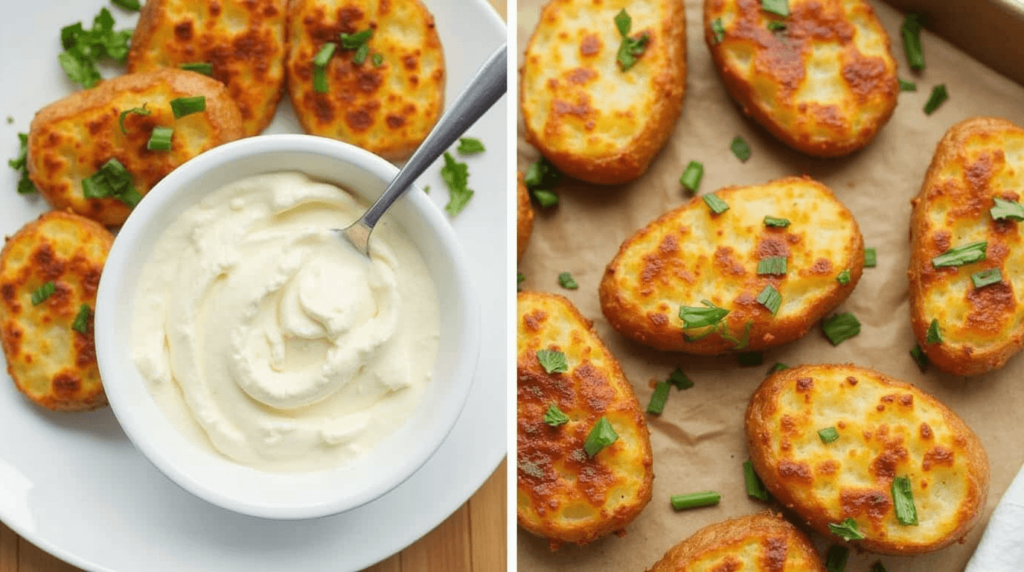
128, 0, 287, 137
646, 512, 824, 572
0, 212, 114, 411
285, 0, 445, 161
909, 117, 1024, 376
521, 0, 686, 184
518, 291, 654, 548
517, 171, 534, 262
705, 0, 898, 157
599, 176, 863, 354
27, 68, 244, 227
746, 364, 989, 555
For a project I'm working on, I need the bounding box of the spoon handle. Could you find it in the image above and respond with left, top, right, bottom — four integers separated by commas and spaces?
357, 43, 508, 232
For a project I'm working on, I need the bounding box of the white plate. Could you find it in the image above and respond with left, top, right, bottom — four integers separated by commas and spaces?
0, 2, 507, 570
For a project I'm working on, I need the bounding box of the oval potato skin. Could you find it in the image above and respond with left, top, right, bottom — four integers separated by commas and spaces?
909, 117, 1024, 376
128, 0, 287, 137
746, 364, 989, 555
518, 292, 654, 548
286, 0, 445, 161
0, 212, 114, 411
704, 0, 898, 157
27, 69, 244, 227
646, 512, 825, 572
600, 176, 863, 354
517, 171, 534, 262
521, 0, 687, 185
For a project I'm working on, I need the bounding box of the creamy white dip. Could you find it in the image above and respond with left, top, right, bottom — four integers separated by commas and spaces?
132, 172, 440, 472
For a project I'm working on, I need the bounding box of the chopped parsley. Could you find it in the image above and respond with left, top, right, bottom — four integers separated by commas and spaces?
614, 9, 649, 71
59, 8, 132, 88
440, 152, 474, 216
584, 417, 618, 457
828, 517, 865, 541
536, 349, 568, 374
9, 133, 37, 194
456, 137, 485, 155
711, 18, 725, 44
543, 404, 569, 427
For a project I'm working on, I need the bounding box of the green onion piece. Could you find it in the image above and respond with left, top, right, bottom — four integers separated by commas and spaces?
679, 161, 703, 193
457, 137, 486, 155
871, 561, 888, 572
730, 136, 751, 162
926, 319, 942, 344
721, 321, 752, 350
899, 78, 917, 91
971, 268, 1002, 289
757, 256, 787, 276
558, 272, 578, 290
767, 20, 786, 32
313, 42, 337, 94
584, 417, 618, 457
711, 18, 725, 44
823, 312, 860, 345
81, 157, 143, 207
313, 66, 329, 94
179, 62, 213, 76
901, 13, 925, 71
743, 459, 769, 501
353, 43, 370, 65
543, 404, 569, 427
111, 0, 141, 10
891, 475, 919, 526
537, 349, 568, 374
531, 189, 559, 208
756, 284, 782, 315
170, 96, 206, 119
9, 132, 37, 194
991, 197, 1024, 221
836, 269, 851, 285
668, 367, 693, 389
517, 272, 525, 291
703, 193, 729, 214
679, 300, 729, 329
31, 282, 56, 306
761, 0, 789, 16
340, 29, 373, 50
828, 517, 865, 541
738, 352, 763, 367
826, 545, 850, 572
767, 362, 788, 375
118, 104, 151, 134
763, 216, 790, 228
146, 126, 173, 151
372, 53, 384, 67
924, 84, 948, 115
423, 185, 430, 194
818, 427, 839, 444
71, 304, 91, 334
441, 152, 474, 216
864, 248, 877, 268
932, 241, 986, 268
524, 157, 561, 190
614, 8, 631, 35
910, 344, 928, 372
646, 381, 671, 415
670, 491, 721, 511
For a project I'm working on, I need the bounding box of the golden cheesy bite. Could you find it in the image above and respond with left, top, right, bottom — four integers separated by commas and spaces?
521, 0, 687, 184
746, 364, 989, 555
517, 171, 534, 262
0, 212, 114, 412
27, 68, 244, 227
128, 0, 287, 137
645, 512, 825, 572
599, 177, 863, 354
704, 0, 898, 157
909, 117, 1024, 376
286, 0, 445, 161
518, 291, 654, 549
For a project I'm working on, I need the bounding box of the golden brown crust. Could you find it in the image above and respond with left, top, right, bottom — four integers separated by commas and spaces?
908, 117, 1024, 376
27, 68, 244, 227
520, 0, 687, 184
128, 0, 287, 137
517, 291, 654, 548
704, 0, 898, 157
599, 176, 863, 354
646, 512, 825, 572
285, 0, 446, 161
0, 212, 114, 412
745, 364, 990, 555
517, 171, 535, 263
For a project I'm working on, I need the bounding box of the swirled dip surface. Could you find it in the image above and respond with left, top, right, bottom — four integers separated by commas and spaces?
132, 172, 440, 472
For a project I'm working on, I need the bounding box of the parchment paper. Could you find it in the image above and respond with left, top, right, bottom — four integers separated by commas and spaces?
516, 1, 1024, 570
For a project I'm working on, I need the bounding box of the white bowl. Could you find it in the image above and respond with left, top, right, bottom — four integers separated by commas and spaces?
94, 135, 481, 520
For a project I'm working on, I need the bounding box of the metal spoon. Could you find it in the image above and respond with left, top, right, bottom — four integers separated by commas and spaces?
341, 43, 507, 256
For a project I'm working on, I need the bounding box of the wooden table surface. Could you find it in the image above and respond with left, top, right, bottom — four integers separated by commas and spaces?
0, 1, 508, 571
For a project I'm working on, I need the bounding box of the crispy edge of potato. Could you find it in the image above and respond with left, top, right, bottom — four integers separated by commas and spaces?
909, 116, 1024, 376
745, 364, 990, 555
517, 171, 534, 262
520, 0, 687, 185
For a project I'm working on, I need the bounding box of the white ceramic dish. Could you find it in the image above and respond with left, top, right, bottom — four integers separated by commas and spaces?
0, 0, 506, 569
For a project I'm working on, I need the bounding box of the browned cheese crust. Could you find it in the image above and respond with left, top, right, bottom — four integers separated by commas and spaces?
27, 68, 244, 227
0, 212, 114, 411
646, 512, 825, 572
517, 291, 654, 549
517, 171, 535, 262
520, 0, 687, 184
286, 0, 445, 161
746, 364, 990, 555
909, 117, 1024, 376
600, 176, 863, 354
128, 0, 288, 136
704, 0, 898, 157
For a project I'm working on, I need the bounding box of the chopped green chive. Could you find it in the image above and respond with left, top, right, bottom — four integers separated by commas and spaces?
457, 137, 485, 155
71, 304, 91, 334
730, 136, 751, 162
668, 367, 693, 389
836, 269, 851, 285
9, 132, 37, 194
924, 84, 948, 115
372, 53, 384, 67
744, 459, 769, 501
118, 104, 151, 134
558, 272, 578, 290
767, 362, 788, 375
822, 312, 860, 345
756, 284, 782, 315
871, 562, 888, 572
901, 13, 925, 71
179, 62, 213, 76
543, 404, 569, 427
767, 20, 786, 32
340, 29, 373, 50
892, 475, 919, 526
353, 43, 370, 65
670, 491, 721, 510
761, 0, 789, 17
899, 78, 917, 91
763, 216, 790, 228
926, 319, 942, 344
537, 349, 568, 374
524, 157, 561, 190
584, 417, 618, 457
828, 517, 865, 541
738, 352, 763, 367
711, 18, 725, 44
31, 282, 56, 306
170, 96, 206, 119
757, 256, 787, 276
146, 126, 173, 151
864, 248, 877, 267
313, 42, 337, 94
910, 344, 928, 372
646, 381, 671, 415
81, 157, 142, 207
531, 189, 559, 208
679, 300, 729, 329
111, 0, 141, 10
818, 427, 839, 444
614, 9, 649, 71
991, 197, 1024, 221
441, 152, 473, 216
932, 241, 986, 268
517, 272, 525, 291
679, 161, 703, 193
971, 268, 1002, 289
721, 321, 753, 350
826, 545, 850, 572
703, 193, 730, 214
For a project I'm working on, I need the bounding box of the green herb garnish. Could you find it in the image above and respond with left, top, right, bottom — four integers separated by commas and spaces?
757, 256, 787, 276
901, 13, 925, 71
822, 312, 860, 345
761, 0, 789, 17
71, 304, 91, 334
836, 269, 851, 285
441, 152, 474, 216
767, 362, 788, 375
679, 161, 703, 193
111, 0, 141, 10
892, 475, 919, 526
558, 272, 578, 290
971, 268, 1002, 289
768, 20, 787, 32
730, 136, 751, 162
926, 319, 942, 344
457, 137, 485, 155
899, 78, 917, 91
756, 284, 782, 315
517, 272, 525, 291
711, 18, 725, 44
353, 43, 370, 65
702, 193, 729, 214
118, 104, 151, 134
828, 517, 865, 541
81, 157, 142, 207
9, 133, 37, 194
864, 247, 877, 267
646, 381, 671, 415
924, 84, 948, 115
340, 29, 373, 50
826, 545, 850, 572
910, 344, 928, 372
372, 53, 384, 67
536, 349, 567, 374
670, 491, 721, 510
179, 62, 213, 76
170, 96, 206, 119
58, 8, 132, 88
614, 9, 649, 71
531, 189, 558, 208
584, 417, 618, 457
543, 404, 569, 427
818, 427, 839, 444
991, 197, 1024, 221
668, 367, 693, 389
763, 216, 790, 228
932, 241, 986, 268
679, 300, 729, 329
146, 126, 173, 151
744, 459, 769, 501
31, 282, 56, 306
524, 157, 561, 190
